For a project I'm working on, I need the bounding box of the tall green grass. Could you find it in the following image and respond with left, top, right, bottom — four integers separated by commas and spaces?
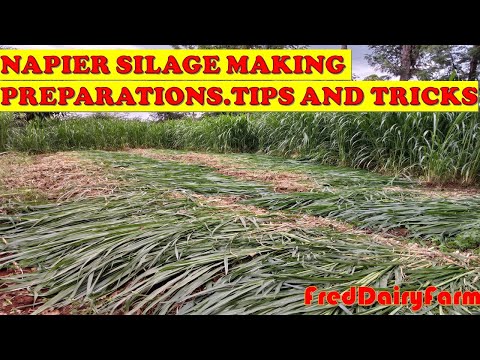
0, 115, 9, 152
2, 111, 480, 184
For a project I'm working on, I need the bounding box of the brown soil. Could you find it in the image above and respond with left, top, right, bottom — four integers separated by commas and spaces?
386, 227, 410, 237
0, 263, 76, 315
0, 152, 119, 204
130, 149, 316, 193
1, 266, 40, 315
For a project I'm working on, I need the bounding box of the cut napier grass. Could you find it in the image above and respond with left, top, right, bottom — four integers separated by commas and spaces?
178, 191, 480, 266
132, 148, 477, 198
2, 150, 480, 315
1, 193, 479, 315
86, 151, 273, 198
129, 149, 317, 193
245, 191, 480, 250
121, 150, 480, 250
130, 148, 413, 193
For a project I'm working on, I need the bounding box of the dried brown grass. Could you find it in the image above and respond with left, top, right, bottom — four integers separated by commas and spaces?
0, 152, 119, 203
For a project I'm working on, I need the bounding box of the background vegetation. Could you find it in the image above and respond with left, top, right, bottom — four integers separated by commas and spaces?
2, 111, 480, 185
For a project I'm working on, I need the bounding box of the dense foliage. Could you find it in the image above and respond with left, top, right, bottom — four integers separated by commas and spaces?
2, 112, 480, 184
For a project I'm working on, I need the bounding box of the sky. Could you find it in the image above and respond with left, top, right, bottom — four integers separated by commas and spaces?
311, 45, 373, 78
10, 45, 376, 119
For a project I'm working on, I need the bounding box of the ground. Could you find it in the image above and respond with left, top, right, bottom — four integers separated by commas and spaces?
1, 150, 480, 315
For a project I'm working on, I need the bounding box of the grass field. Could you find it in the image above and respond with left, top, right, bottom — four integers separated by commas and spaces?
2, 111, 480, 184
2, 149, 480, 315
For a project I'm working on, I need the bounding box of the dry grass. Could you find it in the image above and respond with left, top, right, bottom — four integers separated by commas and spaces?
384, 185, 480, 199
0, 152, 120, 204
130, 149, 316, 193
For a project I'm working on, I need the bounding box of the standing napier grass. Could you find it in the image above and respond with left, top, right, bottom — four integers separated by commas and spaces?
0, 113, 11, 152
251, 112, 480, 184
2, 111, 480, 184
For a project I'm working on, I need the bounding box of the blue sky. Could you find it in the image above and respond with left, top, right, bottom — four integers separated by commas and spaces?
12, 45, 376, 79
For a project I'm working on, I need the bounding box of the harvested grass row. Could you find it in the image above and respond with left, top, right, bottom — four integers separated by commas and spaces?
129, 149, 316, 193
96, 151, 480, 250
166, 190, 478, 268
2, 150, 480, 315
1, 194, 479, 315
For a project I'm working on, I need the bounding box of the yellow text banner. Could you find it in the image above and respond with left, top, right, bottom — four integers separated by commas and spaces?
0, 49, 352, 81
0, 81, 477, 112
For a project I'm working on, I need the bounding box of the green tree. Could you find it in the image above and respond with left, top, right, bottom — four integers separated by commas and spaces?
363, 74, 390, 81
366, 45, 426, 80
417, 45, 471, 80
366, 45, 480, 81
467, 45, 480, 81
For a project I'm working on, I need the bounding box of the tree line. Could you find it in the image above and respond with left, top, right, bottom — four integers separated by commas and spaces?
366, 45, 480, 81
173, 45, 480, 81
